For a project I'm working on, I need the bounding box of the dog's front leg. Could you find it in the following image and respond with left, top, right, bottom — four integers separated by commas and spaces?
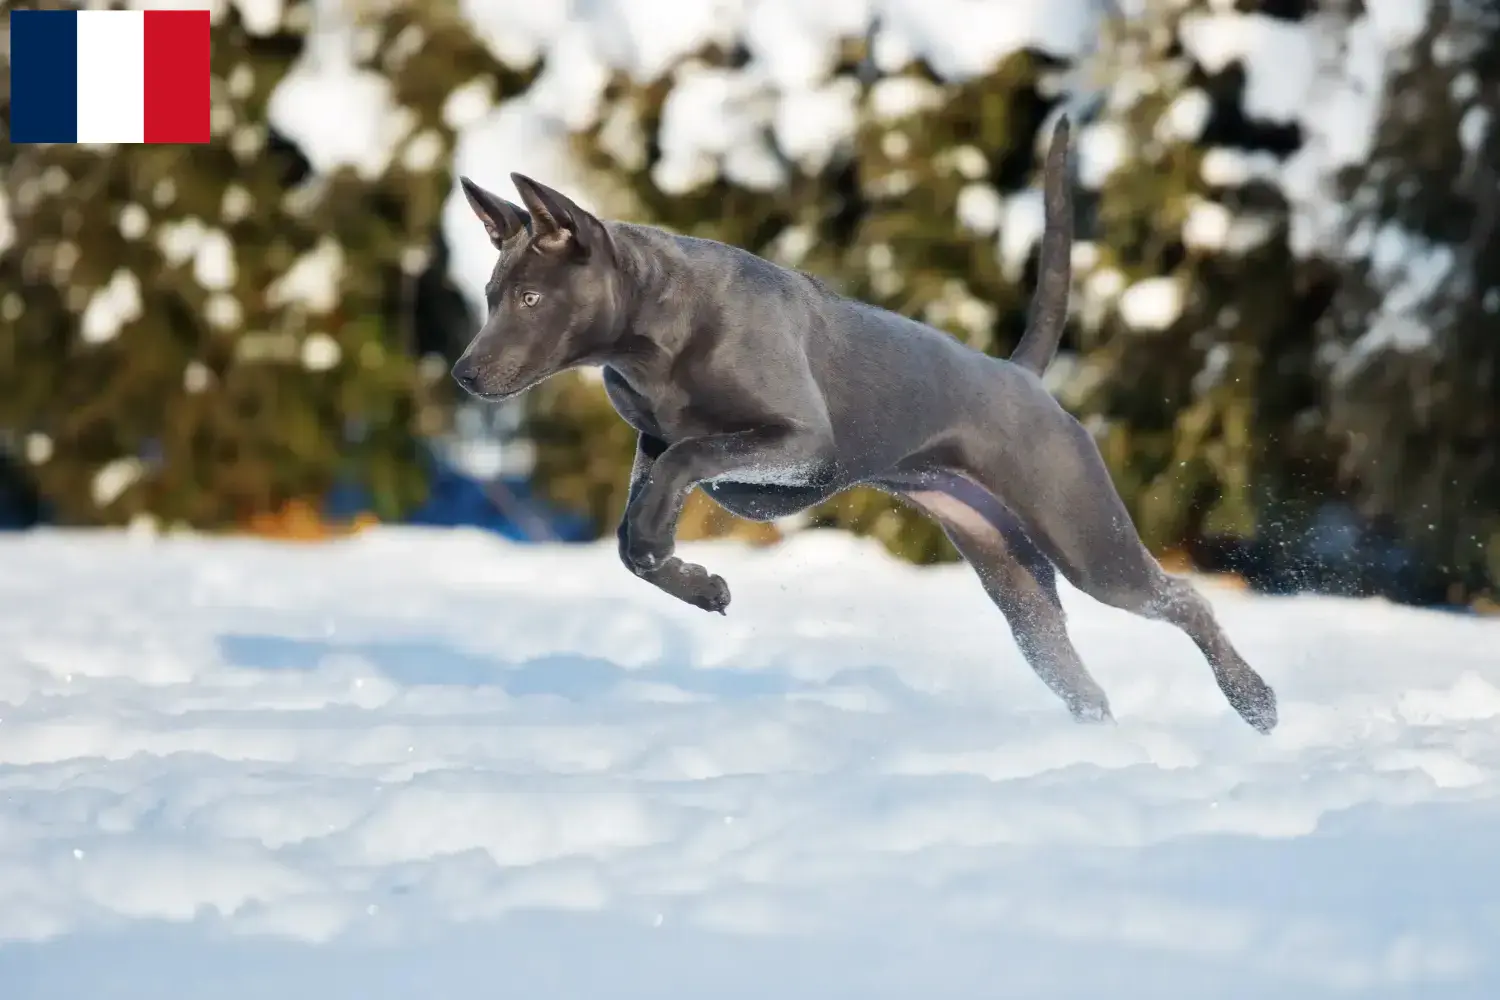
616, 432, 667, 563
616, 431, 731, 613
620, 424, 833, 613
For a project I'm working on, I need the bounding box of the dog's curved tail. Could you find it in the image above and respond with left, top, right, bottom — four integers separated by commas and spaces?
1009, 115, 1074, 377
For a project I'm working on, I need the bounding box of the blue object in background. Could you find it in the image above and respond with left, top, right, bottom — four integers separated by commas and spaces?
0, 447, 591, 543
0, 457, 46, 529
323, 447, 592, 543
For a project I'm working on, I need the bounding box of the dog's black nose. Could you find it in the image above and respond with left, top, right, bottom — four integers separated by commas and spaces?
452, 363, 481, 394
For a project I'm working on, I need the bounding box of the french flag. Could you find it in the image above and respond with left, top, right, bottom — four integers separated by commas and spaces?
9, 8, 210, 144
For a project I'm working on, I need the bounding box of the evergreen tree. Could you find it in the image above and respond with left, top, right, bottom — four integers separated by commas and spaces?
1322, 0, 1500, 601
0, 0, 526, 530
1063, 0, 1335, 563
4, 0, 1486, 599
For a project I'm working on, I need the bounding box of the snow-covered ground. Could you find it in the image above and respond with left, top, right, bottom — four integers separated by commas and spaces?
2, 527, 1499, 998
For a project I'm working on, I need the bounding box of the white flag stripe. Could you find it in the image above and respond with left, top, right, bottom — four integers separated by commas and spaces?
75, 11, 146, 144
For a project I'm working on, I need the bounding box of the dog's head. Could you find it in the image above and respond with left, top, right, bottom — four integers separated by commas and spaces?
451, 174, 622, 401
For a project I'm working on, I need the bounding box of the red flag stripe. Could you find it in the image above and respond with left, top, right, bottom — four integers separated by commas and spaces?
142, 10, 210, 144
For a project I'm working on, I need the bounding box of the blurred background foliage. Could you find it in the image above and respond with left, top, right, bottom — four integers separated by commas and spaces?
1, 0, 1496, 606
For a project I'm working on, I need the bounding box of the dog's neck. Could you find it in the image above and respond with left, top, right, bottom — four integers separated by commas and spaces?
591, 222, 693, 383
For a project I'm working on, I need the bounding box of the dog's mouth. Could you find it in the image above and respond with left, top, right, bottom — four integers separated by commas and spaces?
462, 372, 545, 403
465, 385, 521, 403
455, 357, 559, 403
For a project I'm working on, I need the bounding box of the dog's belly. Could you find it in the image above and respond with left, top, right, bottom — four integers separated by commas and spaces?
700, 481, 830, 521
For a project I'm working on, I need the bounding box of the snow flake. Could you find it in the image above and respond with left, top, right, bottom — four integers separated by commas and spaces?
267, 238, 346, 315
442, 78, 496, 132
192, 229, 237, 291
80, 270, 145, 345
25, 433, 53, 465
868, 77, 944, 123
957, 183, 1004, 237
118, 203, 151, 241
92, 457, 144, 508
998, 189, 1045, 280
302, 332, 343, 372
1158, 88, 1212, 143
234, 0, 284, 36
183, 361, 213, 394
156, 218, 204, 266
221, 185, 254, 224
1119, 276, 1185, 331
205, 293, 243, 331
401, 130, 446, 174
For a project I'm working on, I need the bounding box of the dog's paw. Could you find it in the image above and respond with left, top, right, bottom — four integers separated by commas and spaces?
1069, 699, 1114, 725
669, 559, 731, 614
1224, 670, 1278, 735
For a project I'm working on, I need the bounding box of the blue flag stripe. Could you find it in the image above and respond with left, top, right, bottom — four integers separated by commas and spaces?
9, 10, 80, 144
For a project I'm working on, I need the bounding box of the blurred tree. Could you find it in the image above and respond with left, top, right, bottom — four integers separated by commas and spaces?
1321, 0, 1500, 602
1, 0, 1488, 602
0, 0, 528, 530
1062, 0, 1336, 562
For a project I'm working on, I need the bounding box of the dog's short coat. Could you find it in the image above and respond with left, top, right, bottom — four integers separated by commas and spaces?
452, 117, 1278, 732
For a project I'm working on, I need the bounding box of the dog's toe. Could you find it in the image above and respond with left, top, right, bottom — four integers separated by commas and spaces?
679, 562, 731, 614
702, 573, 731, 614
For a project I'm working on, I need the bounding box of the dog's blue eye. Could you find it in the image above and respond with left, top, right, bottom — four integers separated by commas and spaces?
521, 291, 541, 307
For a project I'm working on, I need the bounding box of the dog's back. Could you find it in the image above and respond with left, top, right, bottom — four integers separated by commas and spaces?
602, 116, 1073, 477
608, 221, 1031, 478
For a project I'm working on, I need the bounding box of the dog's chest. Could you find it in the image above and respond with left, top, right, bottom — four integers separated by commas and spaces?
602, 365, 711, 442
601, 367, 663, 436
599, 370, 812, 494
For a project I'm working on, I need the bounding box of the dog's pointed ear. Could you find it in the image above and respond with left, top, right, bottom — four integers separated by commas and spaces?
509, 173, 611, 260
460, 176, 530, 249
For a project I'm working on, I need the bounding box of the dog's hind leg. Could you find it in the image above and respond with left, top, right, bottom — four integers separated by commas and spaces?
955, 393, 1277, 733
895, 476, 1112, 723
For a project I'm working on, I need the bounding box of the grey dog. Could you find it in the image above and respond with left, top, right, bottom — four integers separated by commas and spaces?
451, 117, 1277, 733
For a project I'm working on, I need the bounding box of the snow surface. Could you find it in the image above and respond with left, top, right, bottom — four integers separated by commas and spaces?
3, 528, 1500, 998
